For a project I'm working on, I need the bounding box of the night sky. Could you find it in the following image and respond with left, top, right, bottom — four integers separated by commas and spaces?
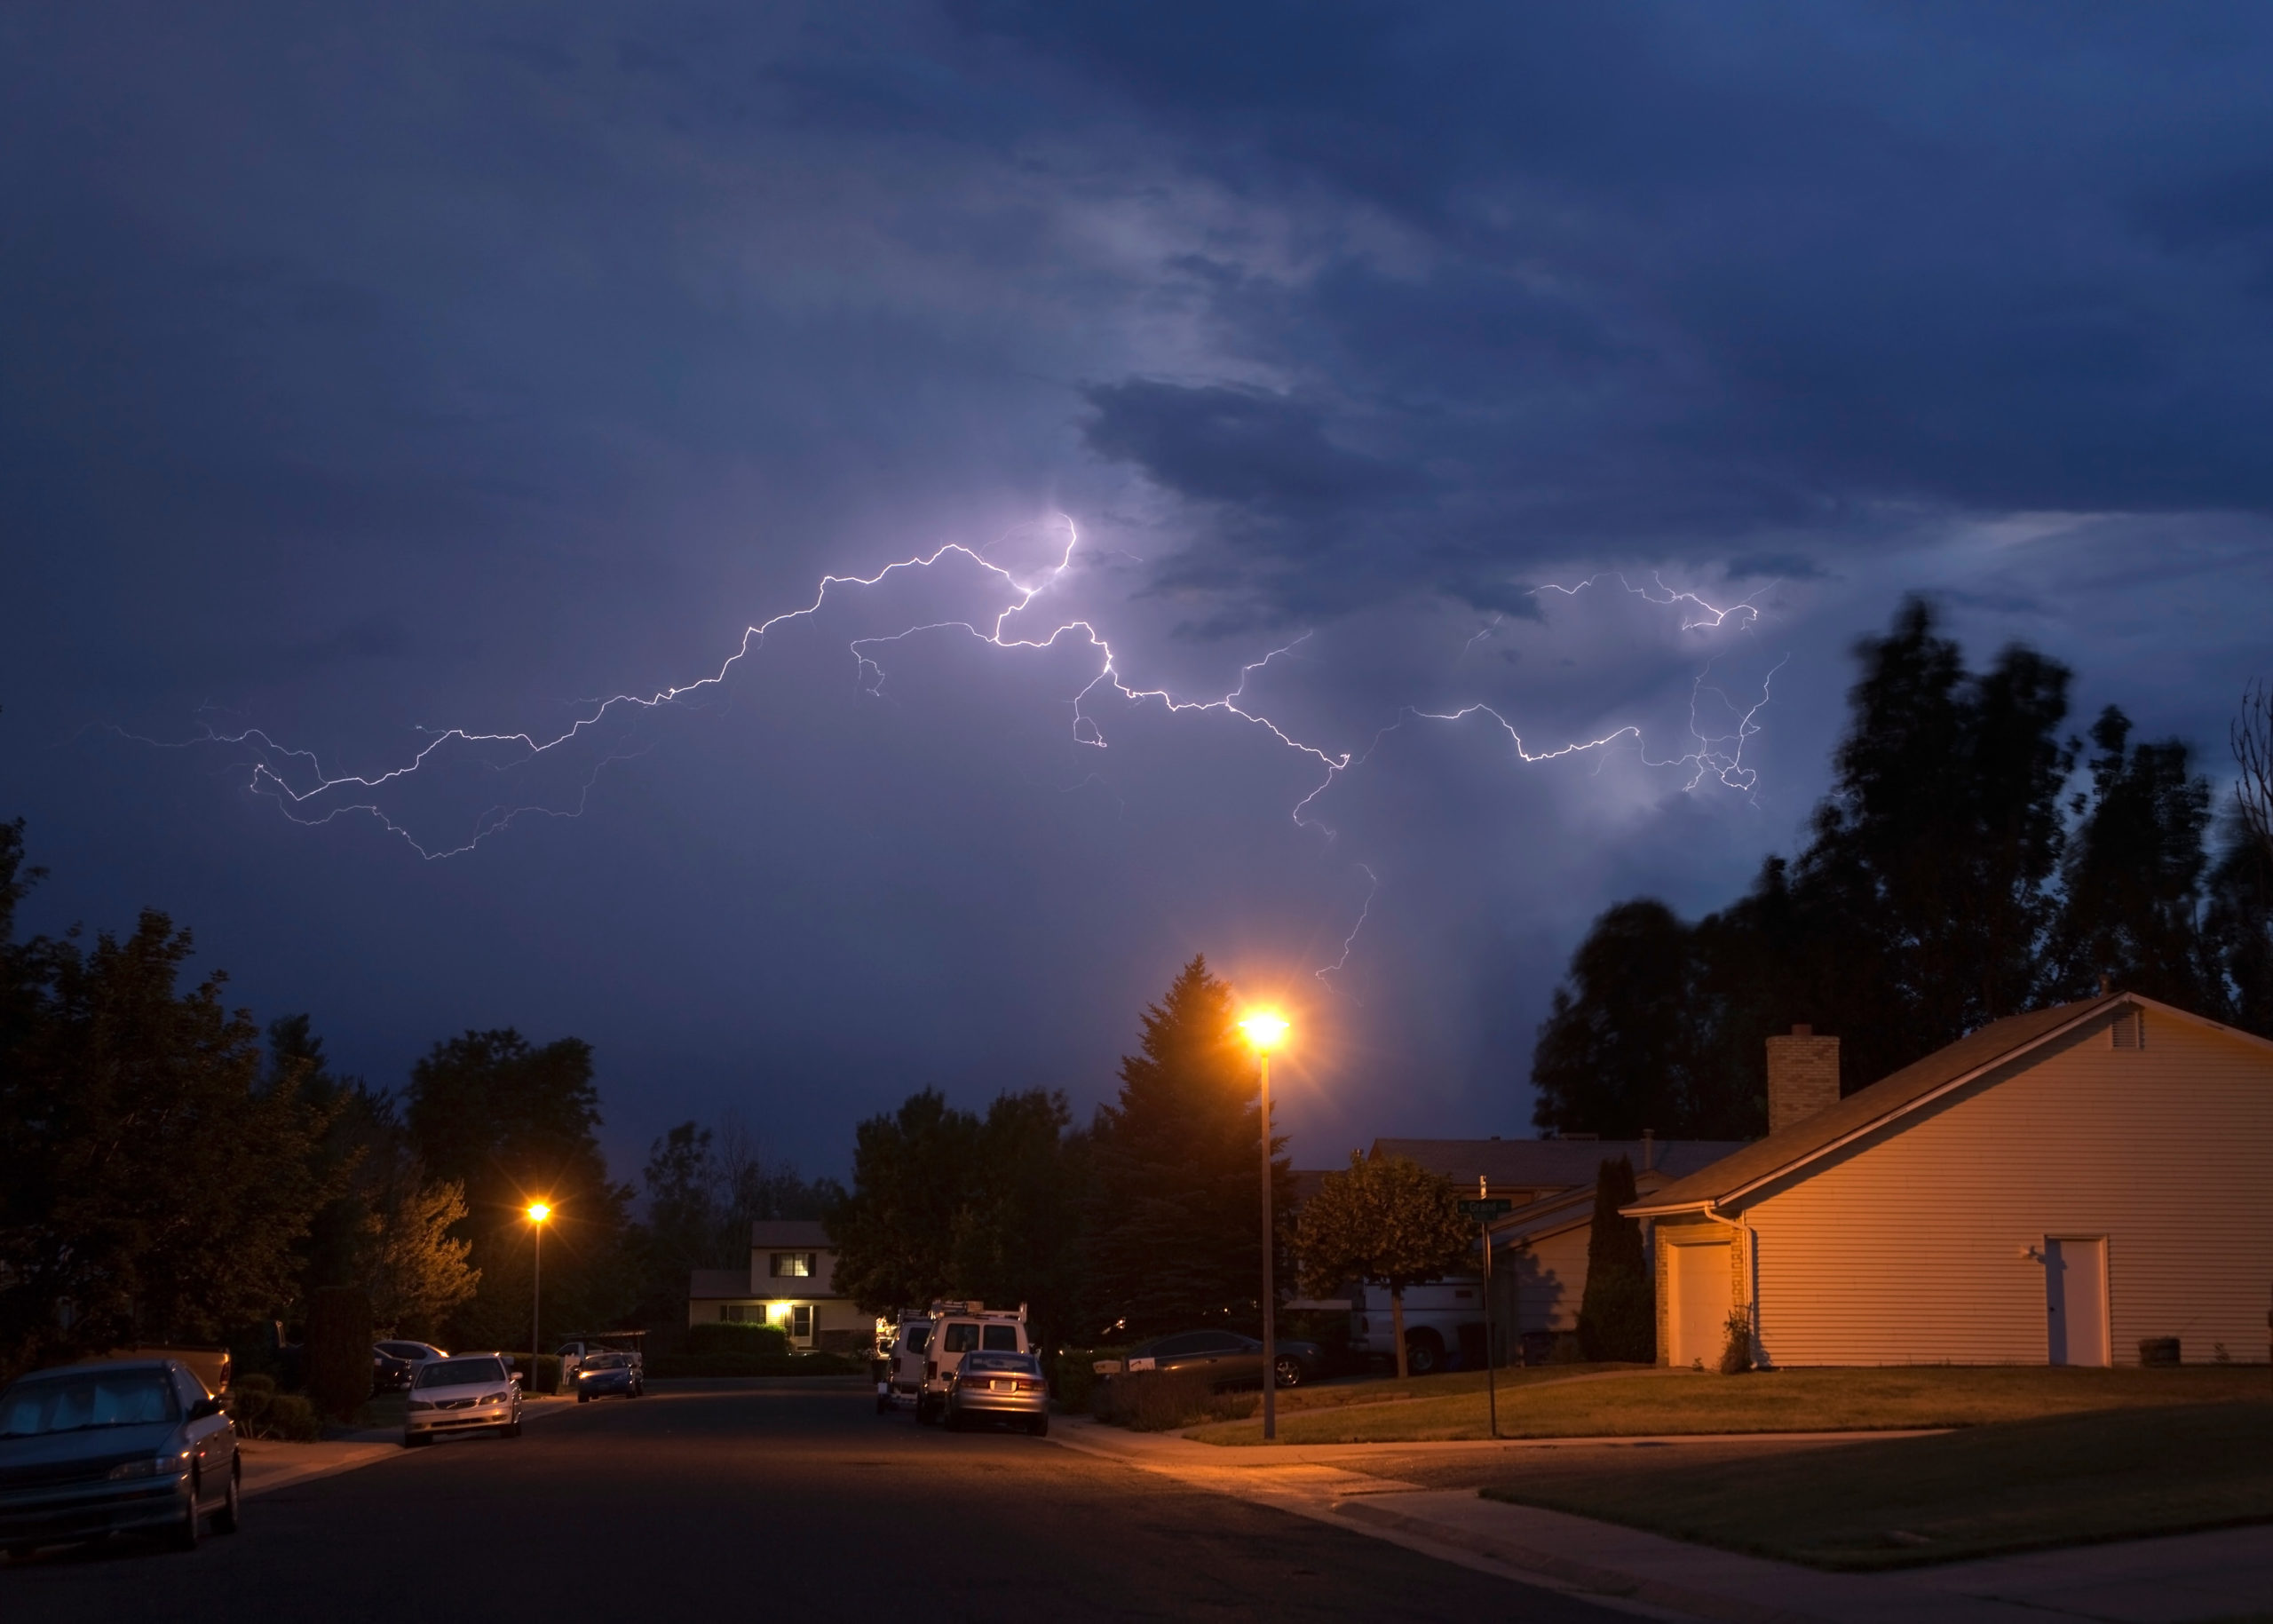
7, 4, 2271, 1180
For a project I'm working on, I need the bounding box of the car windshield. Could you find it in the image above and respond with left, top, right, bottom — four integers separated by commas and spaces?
415, 1358, 508, 1390
960, 1353, 1039, 1374
0, 1372, 180, 1437
583, 1353, 626, 1369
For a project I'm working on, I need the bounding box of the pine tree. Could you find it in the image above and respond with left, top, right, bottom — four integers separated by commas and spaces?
1087, 955, 1291, 1338
1576, 1157, 1652, 1363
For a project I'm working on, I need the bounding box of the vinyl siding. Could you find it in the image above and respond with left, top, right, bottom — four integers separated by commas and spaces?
1504, 1224, 1593, 1333
1740, 1010, 2273, 1367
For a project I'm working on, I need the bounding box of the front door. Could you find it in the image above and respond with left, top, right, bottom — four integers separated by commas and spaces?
2045, 1237, 2109, 1367
1669, 1241, 1730, 1369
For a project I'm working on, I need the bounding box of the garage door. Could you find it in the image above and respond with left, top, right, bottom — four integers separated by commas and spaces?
1669, 1241, 1730, 1369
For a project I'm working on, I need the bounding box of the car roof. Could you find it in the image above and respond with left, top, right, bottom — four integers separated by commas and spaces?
11, 1358, 178, 1382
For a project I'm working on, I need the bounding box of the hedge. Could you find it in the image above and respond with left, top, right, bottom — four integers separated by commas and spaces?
1091, 1367, 1259, 1431
227, 1374, 319, 1441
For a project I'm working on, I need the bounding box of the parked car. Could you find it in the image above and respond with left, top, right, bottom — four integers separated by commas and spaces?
1120, 1329, 1326, 1390
554, 1335, 644, 1386
573, 1351, 643, 1403
942, 1351, 1049, 1436
401, 1354, 522, 1446
371, 1341, 447, 1393
911, 1303, 1029, 1424
0, 1358, 241, 1558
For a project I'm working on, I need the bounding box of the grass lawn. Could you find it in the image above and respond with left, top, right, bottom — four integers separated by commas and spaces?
1186, 1364, 2271, 1446
1478, 1400, 2273, 1570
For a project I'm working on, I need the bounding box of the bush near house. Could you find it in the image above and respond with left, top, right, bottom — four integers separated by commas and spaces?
226, 1374, 319, 1441
685, 1321, 792, 1359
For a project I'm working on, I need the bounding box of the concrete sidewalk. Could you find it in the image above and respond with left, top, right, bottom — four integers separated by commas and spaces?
1047, 1415, 2273, 1623
241, 1396, 577, 1500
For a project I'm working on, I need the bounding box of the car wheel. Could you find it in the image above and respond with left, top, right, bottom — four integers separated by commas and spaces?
210, 1461, 242, 1535
1026, 1414, 1049, 1438
1273, 1358, 1303, 1390
168, 1478, 201, 1552
1405, 1335, 1444, 1376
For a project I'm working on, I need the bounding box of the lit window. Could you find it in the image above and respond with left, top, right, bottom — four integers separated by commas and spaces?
770, 1252, 816, 1278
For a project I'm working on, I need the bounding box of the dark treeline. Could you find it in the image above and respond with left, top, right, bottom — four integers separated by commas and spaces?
0, 817, 835, 1382
827, 955, 1291, 1348
1533, 599, 2273, 1137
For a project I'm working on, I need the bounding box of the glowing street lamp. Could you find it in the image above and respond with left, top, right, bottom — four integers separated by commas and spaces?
1238, 1010, 1289, 1442
527, 1201, 552, 1390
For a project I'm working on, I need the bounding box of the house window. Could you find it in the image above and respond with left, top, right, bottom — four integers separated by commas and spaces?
789, 1305, 813, 1340
770, 1252, 817, 1278
721, 1303, 761, 1323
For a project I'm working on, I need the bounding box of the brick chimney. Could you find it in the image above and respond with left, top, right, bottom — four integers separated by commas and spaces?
1766, 1024, 1840, 1134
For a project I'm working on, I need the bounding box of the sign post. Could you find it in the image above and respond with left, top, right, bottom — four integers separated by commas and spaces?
1460, 1179, 1514, 1439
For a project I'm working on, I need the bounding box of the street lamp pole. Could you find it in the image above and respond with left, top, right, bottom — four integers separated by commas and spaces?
1236, 1011, 1290, 1445
1258, 1043, 1276, 1445
527, 1202, 552, 1390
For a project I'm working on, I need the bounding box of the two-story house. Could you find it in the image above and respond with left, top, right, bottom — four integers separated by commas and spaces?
686, 1220, 872, 1352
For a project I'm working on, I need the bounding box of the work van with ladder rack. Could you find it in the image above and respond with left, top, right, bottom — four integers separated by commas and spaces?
875, 1302, 1030, 1422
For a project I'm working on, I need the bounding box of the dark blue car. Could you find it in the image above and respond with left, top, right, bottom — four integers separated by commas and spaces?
572, 1351, 644, 1403
0, 1359, 241, 1559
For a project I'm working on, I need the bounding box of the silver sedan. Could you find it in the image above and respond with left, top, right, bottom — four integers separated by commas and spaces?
942, 1351, 1049, 1436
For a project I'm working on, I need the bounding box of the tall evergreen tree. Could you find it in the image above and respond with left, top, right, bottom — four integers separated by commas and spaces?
1087, 956, 1292, 1338
405, 1029, 632, 1347
2052, 708, 2214, 1005
1575, 1157, 1652, 1363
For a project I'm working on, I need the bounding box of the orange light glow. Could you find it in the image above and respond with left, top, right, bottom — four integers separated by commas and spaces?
526, 1201, 552, 1224
1238, 1011, 1290, 1052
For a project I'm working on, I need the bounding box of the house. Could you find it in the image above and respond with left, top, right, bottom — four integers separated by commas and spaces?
1365, 1136, 1751, 1356
1625, 994, 2273, 1369
686, 1220, 874, 1353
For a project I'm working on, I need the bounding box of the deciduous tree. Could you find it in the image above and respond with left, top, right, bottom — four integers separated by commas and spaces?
1295, 1153, 1471, 1380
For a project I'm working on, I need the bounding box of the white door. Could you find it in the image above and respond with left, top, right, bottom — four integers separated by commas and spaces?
1669, 1242, 1730, 1368
2045, 1237, 2109, 1367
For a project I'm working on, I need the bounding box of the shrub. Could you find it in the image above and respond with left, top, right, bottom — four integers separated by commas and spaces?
306, 1287, 374, 1420
1718, 1307, 1754, 1374
686, 1322, 793, 1359
1094, 1367, 1261, 1432
1047, 1348, 1127, 1414
227, 1374, 319, 1441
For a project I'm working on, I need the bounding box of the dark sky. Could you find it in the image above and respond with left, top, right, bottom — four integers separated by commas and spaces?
6, 3, 2271, 1184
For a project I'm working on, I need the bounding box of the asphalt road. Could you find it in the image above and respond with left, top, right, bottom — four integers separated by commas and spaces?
1, 1381, 1629, 1622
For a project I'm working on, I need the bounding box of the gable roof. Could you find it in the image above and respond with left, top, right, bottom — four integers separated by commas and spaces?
1372, 1137, 1754, 1192
1488, 1165, 1691, 1248
1624, 993, 2265, 1218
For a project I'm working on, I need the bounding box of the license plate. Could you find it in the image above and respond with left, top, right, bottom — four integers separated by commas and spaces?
989, 1379, 1008, 1391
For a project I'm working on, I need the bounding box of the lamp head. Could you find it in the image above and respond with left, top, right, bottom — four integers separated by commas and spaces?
1238, 1011, 1290, 1053
527, 1201, 552, 1224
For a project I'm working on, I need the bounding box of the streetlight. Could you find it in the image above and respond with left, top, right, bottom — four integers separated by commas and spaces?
526, 1201, 552, 1392
1237, 1011, 1290, 1443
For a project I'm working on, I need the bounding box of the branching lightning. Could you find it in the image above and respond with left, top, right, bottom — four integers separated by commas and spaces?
139, 520, 1781, 980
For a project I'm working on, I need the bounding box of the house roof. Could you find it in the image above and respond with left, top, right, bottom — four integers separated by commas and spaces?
688, 1268, 753, 1300
1488, 1166, 1689, 1248
1623, 993, 2244, 1218
749, 1220, 833, 1248
1373, 1137, 1754, 1191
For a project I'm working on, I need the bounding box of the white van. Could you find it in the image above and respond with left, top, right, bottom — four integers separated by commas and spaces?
882, 1302, 1029, 1423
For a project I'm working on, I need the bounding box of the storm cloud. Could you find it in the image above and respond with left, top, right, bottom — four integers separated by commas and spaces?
4, 2, 2269, 1174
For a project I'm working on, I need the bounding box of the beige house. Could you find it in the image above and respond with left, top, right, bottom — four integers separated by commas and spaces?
1626, 993, 2273, 1369
686, 1220, 874, 1352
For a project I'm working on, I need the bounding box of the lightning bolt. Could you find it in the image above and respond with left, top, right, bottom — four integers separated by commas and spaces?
132, 521, 1781, 977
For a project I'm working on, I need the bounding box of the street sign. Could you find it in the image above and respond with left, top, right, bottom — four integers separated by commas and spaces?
1460, 1199, 1512, 1219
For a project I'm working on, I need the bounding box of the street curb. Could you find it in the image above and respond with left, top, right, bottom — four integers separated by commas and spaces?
242, 1398, 578, 1500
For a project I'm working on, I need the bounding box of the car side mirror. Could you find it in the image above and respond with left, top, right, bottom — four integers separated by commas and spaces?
190, 1396, 225, 1420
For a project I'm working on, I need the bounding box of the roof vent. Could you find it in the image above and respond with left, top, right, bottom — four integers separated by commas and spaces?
2111, 1009, 2142, 1050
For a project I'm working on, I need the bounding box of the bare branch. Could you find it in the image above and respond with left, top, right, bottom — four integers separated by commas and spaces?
2235, 679, 2273, 861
